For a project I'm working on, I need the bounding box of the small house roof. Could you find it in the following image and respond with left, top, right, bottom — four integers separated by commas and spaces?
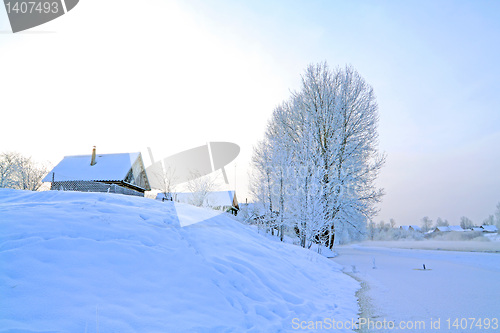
43, 152, 149, 188
400, 225, 422, 231
448, 225, 464, 232
205, 191, 237, 207
434, 226, 450, 232
481, 225, 498, 232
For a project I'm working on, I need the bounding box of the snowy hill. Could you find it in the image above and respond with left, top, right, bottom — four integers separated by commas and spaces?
0, 189, 358, 333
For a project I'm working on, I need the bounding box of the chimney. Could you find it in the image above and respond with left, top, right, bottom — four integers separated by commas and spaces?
90, 146, 97, 166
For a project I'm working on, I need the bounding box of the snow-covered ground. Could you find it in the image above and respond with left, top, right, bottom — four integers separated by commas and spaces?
331, 243, 500, 332
0, 189, 359, 333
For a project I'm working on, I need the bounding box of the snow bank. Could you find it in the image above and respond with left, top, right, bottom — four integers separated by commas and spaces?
0, 189, 358, 332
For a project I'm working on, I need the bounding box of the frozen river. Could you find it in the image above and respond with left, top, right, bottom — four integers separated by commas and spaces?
331, 243, 500, 332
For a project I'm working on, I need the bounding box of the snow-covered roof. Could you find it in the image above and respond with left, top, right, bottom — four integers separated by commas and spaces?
481, 225, 498, 232
448, 225, 464, 232
168, 191, 237, 207
434, 226, 450, 232
400, 225, 421, 231
205, 191, 237, 207
472, 227, 483, 232
43, 153, 141, 182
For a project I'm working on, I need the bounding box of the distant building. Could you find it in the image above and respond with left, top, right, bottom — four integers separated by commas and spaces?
433, 226, 450, 233
433, 225, 465, 233
448, 225, 465, 232
43, 147, 150, 196
481, 225, 498, 233
400, 225, 422, 232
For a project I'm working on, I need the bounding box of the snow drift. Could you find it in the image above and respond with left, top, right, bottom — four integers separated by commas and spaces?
0, 189, 358, 332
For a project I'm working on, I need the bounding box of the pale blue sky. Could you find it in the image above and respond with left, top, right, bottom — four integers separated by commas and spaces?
1, 0, 499, 225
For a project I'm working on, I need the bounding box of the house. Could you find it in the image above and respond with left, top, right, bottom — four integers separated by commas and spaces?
203, 191, 239, 212
448, 225, 465, 232
43, 147, 151, 196
481, 225, 498, 233
159, 190, 239, 214
433, 226, 450, 232
399, 225, 422, 232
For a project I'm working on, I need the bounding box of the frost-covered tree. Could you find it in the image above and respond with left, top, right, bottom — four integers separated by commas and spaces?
482, 215, 495, 226
16, 156, 48, 191
0, 152, 47, 191
0, 152, 19, 188
495, 202, 500, 229
367, 221, 376, 241
249, 140, 277, 234
152, 164, 178, 200
420, 216, 433, 232
460, 216, 474, 230
378, 220, 390, 232
250, 63, 385, 248
435, 217, 449, 228
186, 172, 219, 207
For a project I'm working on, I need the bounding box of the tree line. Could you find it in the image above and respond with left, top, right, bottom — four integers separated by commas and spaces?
372, 204, 500, 237
419, 208, 500, 232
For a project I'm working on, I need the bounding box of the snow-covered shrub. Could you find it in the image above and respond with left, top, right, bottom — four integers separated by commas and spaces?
370, 228, 424, 241
429, 231, 486, 241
